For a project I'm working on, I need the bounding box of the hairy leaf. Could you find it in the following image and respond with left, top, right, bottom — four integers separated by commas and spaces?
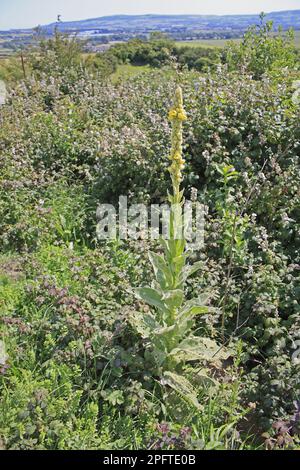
162, 371, 202, 410
149, 251, 173, 289
135, 287, 167, 314
128, 311, 160, 339
169, 336, 231, 363
162, 289, 184, 310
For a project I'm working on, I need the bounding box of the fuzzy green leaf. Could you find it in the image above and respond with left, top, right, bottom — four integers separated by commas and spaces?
128, 311, 160, 339
135, 287, 167, 313
152, 324, 178, 352
175, 300, 209, 337
163, 289, 184, 310
181, 260, 203, 282
194, 369, 219, 388
162, 371, 202, 410
149, 251, 173, 289
170, 336, 231, 363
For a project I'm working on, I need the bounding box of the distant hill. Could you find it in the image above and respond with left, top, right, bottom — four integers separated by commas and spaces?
1, 10, 299, 55
40, 10, 300, 34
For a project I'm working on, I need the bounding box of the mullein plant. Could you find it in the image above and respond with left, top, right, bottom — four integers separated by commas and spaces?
131, 87, 229, 409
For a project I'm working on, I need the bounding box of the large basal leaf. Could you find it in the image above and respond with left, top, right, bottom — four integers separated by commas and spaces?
194, 369, 219, 388
162, 371, 202, 410
169, 336, 231, 363
153, 323, 176, 338
129, 312, 177, 354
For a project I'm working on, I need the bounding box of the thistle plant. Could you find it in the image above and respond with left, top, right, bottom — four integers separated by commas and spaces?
131, 87, 228, 408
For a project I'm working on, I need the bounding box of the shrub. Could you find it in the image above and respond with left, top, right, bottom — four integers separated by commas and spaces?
224, 13, 298, 78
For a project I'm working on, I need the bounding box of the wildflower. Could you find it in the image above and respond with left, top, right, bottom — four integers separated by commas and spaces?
168, 108, 187, 122
168, 86, 187, 196
157, 423, 170, 434
180, 427, 191, 439
168, 109, 178, 120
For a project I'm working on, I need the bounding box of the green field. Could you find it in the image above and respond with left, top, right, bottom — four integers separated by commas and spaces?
0, 51, 12, 58
111, 63, 152, 82
176, 39, 235, 48
177, 30, 300, 48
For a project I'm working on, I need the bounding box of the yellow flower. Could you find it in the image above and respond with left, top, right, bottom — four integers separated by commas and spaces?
177, 111, 187, 121
168, 109, 178, 120
168, 108, 187, 122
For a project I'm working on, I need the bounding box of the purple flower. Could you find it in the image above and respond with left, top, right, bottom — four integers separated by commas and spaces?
157, 423, 170, 435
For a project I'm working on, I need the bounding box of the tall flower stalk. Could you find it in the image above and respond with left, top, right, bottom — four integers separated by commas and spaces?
131, 86, 228, 408
168, 86, 187, 200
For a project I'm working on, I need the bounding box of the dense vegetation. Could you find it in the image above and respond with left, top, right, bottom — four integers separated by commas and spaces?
0, 19, 300, 450
105, 18, 299, 73
102, 32, 220, 71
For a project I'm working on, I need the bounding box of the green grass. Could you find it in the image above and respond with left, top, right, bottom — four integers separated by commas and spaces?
111, 64, 152, 83
176, 39, 230, 48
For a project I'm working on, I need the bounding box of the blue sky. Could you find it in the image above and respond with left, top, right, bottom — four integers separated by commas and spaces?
1, 0, 299, 30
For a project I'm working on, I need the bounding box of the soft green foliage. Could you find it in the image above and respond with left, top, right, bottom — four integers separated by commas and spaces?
0, 57, 25, 83
29, 31, 84, 77
107, 34, 219, 71
0, 365, 101, 450
109, 34, 175, 68
0, 241, 246, 449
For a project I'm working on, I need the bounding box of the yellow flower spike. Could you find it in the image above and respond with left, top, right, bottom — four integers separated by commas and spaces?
168, 86, 187, 197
